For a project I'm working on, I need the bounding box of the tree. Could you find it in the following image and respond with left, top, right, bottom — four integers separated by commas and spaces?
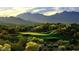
17, 35, 26, 41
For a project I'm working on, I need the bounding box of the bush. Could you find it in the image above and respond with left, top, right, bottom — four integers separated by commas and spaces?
25, 41, 40, 51
11, 43, 24, 51
0, 45, 3, 51
58, 45, 66, 50
28, 37, 44, 43
1, 43, 11, 51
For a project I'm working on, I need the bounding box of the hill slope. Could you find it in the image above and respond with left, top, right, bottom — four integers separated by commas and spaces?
0, 17, 35, 25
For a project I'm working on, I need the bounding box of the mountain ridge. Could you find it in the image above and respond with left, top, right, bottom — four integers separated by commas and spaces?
17, 11, 79, 23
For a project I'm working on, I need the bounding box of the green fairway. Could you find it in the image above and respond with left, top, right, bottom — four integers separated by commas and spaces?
19, 32, 48, 36
19, 30, 71, 40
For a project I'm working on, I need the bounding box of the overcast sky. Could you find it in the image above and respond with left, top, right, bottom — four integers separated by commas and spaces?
0, 7, 79, 17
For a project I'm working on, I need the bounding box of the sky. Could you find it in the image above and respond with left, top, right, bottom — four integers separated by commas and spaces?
0, 7, 79, 17
0, 7, 34, 17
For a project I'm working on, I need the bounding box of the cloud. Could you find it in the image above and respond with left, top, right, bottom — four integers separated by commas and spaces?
0, 7, 13, 11
0, 7, 34, 17
30, 7, 63, 16
40, 7, 63, 16
30, 7, 55, 14
42, 10, 63, 16
30, 7, 79, 16
30, 9, 46, 14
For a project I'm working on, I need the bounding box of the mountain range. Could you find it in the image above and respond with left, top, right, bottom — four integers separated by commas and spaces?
0, 11, 79, 24
17, 11, 79, 23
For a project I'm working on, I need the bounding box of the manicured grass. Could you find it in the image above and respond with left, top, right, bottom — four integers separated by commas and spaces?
19, 31, 68, 40
19, 32, 48, 36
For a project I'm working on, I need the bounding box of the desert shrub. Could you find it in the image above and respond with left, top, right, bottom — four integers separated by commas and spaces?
1, 43, 11, 51
25, 41, 40, 51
